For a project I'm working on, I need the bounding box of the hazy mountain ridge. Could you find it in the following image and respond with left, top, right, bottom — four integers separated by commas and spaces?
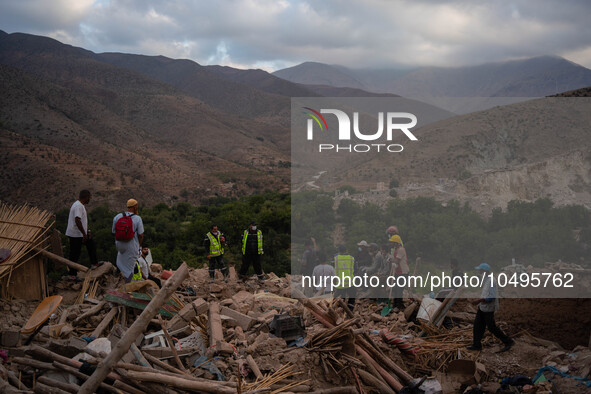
274, 56, 591, 97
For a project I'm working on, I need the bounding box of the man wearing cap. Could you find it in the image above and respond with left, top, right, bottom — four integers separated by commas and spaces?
355, 240, 371, 270
390, 235, 409, 309
112, 199, 144, 283
239, 221, 265, 282
467, 263, 514, 352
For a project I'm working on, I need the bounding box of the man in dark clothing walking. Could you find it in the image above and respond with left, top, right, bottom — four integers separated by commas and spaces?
467, 263, 514, 352
239, 221, 265, 282
203, 225, 229, 282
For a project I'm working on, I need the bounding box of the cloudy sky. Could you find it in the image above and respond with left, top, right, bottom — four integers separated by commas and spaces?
1, 0, 591, 71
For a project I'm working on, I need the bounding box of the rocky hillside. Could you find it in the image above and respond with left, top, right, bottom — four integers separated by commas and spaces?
0, 32, 290, 211
308, 97, 591, 213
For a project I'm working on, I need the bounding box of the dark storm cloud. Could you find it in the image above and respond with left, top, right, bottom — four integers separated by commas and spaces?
1, 0, 590, 70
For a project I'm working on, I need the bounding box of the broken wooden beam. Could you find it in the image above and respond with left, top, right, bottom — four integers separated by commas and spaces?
79, 262, 189, 394
157, 314, 186, 372
73, 301, 106, 325
90, 307, 117, 338
246, 354, 263, 380
143, 352, 186, 375
11, 357, 57, 371
34, 247, 88, 273
36, 376, 79, 394
125, 370, 235, 394
105, 290, 175, 317
52, 361, 126, 394
357, 369, 395, 394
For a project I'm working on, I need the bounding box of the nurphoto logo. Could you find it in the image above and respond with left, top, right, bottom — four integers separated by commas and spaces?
304, 107, 418, 153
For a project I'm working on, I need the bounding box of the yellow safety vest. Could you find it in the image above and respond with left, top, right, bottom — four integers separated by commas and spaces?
334, 254, 354, 289
207, 232, 224, 257
131, 260, 143, 282
242, 229, 263, 255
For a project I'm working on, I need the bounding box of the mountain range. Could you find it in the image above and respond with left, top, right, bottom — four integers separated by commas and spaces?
274, 56, 591, 97
1, 30, 590, 212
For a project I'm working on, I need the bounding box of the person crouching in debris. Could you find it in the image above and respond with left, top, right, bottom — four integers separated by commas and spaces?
390, 235, 409, 310
204, 225, 229, 282
334, 244, 356, 311
133, 245, 161, 288
239, 221, 265, 282
112, 199, 144, 283
467, 263, 515, 352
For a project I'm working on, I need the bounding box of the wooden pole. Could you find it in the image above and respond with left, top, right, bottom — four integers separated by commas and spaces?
78, 263, 189, 394
125, 370, 235, 394
73, 301, 106, 325
52, 362, 127, 394
90, 307, 117, 338
246, 354, 264, 380
36, 376, 79, 394
34, 248, 88, 273
143, 352, 187, 375
358, 351, 394, 394
358, 369, 395, 394
33, 381, 70, 394
157, 314, 186, 372
356, 346, 403, 392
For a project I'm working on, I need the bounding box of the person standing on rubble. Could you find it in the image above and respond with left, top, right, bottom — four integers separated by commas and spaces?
204, 224, 229, 282
112, 199, 144, 283
467, 263, 515, 352
360, 243, 382, 276
390, 235, 409, 310
312, 251, 336, 295
300, 237, 317, 277
65, 190, 99, 280
239, 221, 265, 282
355, 240, 372, 270
334, 244, 356, 311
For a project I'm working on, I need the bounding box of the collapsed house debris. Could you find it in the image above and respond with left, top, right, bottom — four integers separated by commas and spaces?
0, 203, 590, 393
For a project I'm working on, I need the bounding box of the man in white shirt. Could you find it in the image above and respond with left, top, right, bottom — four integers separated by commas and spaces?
65, 190, 98, 279
312, 251, 335, 295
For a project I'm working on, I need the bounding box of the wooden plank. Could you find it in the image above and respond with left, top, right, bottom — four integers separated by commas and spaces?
131, 292, 183, 310
91, 308, 118, 338
105, 291, 174, 317
34, 248, 88, 273
142, 346, 200, 359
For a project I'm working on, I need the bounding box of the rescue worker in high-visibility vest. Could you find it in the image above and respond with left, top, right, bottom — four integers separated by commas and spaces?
239, 220, 265, 282
203, 225, 229, 282
334, 244, 356, 311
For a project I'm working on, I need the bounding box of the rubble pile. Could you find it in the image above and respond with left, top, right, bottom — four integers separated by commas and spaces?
0, 263, 590, 394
